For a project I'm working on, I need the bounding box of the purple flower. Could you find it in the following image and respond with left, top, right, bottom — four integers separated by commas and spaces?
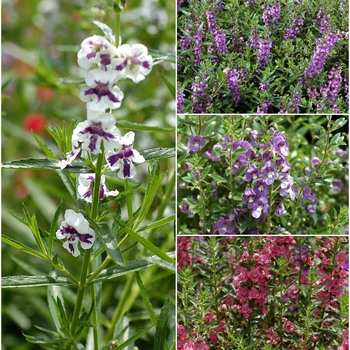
245, 165, 261, 181
232, 154, 249, 174
224, 68, 241, 103
257, 98, 272, 113
275, 201, 287, 217
262, 161, 278, 185
270, 130, 289, 158
257, 39, 272, 66
311, 157, 321, 168
242, 188, 258, 209
177, 88, 185, 113
187, 135, 206, 153
252, 196, 269, 219
216, 216, 235, 235
214, 30, 228, 54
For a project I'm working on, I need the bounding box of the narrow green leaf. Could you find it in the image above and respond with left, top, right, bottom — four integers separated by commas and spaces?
92, 222, 125, 267
154, 299, 170, 350
88, 259, 152, 284
123, 226, 175, 264
136, 214, 175, 232
159, 74, 175, 98
58, 76, 85, 84
114, 326, 152, 350
23, 333, 68, 345
145, 252, 175, 273
136, 272, 157, 327
30, 214, 47, 255
7, 209, 30, 227
92, 20, 114, 38
140, 148, 175, 161
2, 275, 74, 288
1, 235, 47, 260
32, 133, 59, 159
48, 201, 63, 258
116, 120, 174, 132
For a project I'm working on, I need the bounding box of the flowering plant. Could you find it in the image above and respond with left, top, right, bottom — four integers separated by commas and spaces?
177, 115, 348, 234
177, 0, 348, 114
2, 2, 175, 349
177, 236, 349, 350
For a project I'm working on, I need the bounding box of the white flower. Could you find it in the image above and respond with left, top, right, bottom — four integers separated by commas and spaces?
106, 131, 145, 179
114, 44, 153, 83
56, 210, 95, 257
77, 35, 118, 70
78, 173, 119, 203
72, 111, 121, 154
80, 69, 124, 111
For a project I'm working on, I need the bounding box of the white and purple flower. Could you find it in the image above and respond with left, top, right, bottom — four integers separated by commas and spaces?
114, 44, 153, 83
106, 131, 145, 179
80, 69, 124, 111
78, 174, 119, 203
72, 111, 121, 154
77, 35, 118, 70
56, 209, 95, 257
188, 135, 206, 153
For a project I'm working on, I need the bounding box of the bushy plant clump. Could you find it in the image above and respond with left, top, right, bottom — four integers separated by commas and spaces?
177, 0, 348, 114
177, 236, 349, 350
177, 115, 348, 234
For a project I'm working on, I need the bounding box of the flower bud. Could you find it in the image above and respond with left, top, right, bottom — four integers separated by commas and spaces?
90, 4, 106, 21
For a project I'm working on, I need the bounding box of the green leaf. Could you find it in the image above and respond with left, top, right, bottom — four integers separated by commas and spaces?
330, 117, 347, 132
136, 272, 157, 327
154, 299, 170, 350
58, 76, 85, 84
123, 226, 175, 264
140, 148, 175, 161
133, 161, 167, 228
23, 333, 68, 345
116, 120, 174, 132
209, 173, 228, 183
32, 133, 59, 159
159, 73, 175, 98
48, 201, 63, 258
145, 252, 176, 273
92, 20, 114, 38
113, 326, 152, 350
136, 214, 175, 232
92, 222, 125, 267
1, 235, 47, 260
2, 275, 74, 288
2, 157, 90, 172
88, 253, 174, 284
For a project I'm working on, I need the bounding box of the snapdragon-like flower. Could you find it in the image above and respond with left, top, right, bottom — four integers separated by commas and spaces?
78, 174, 119, 203
72, 111, 121, 154
56, 209, 95, 257
187, 135, 206, 153
77, 35, 118, 70
106, 131, 145, 179
114, 44, 153, 83
80, 69, 124, 111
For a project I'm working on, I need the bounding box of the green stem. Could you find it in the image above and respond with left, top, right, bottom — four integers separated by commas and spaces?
90, 282, 99, 350
105, 273, 136, 342
70, 249, 92, 338
115, 9, 120, 46
86, 255, 112, 285
124, 179, 134, 228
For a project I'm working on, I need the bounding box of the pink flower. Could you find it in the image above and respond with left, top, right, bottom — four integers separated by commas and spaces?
194, 341, 209, 350
209, 330, 219, 344
336, 251, 348, 265
339, 329, 349, 350
248, 287, 260, 300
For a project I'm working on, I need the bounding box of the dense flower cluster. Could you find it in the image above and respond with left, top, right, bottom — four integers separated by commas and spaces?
57, 33, 154, 255
178, 116, 348, 235
178, 0, 348, 113
177, 236, 349, 349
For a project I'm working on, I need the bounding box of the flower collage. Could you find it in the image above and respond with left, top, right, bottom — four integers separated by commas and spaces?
1, 1, 349, 350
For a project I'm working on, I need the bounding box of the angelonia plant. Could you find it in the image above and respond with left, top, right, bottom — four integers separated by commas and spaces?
177, 115, 348, 234
177, 0, 349, 113
177, 236, 349, 350
2, 2, 175, 349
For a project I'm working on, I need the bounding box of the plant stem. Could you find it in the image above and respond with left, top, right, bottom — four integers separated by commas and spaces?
115, 9, 120, 46
124, 179, 134, 228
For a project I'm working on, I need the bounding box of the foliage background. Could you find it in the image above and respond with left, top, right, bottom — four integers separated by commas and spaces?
2, 0, 176, 349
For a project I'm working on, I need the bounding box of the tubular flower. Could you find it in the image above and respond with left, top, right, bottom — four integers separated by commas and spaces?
78, 174, 119, 203
106, 131, 145, 179
56, 210, 95, 257
80, 69, 124, 111
114, 44, 153, 83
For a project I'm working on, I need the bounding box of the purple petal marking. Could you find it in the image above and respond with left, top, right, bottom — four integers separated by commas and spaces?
123, 159, 131, 178
142, 61, 151, 69
78, 233, 94, 244
86, 52, 97, 60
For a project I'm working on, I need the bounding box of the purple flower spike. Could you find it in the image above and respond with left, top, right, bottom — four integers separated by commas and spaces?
271, 131, 289, 158
216, 216, 235, 235
187, 135, 206, 153
275, 201, 287, 217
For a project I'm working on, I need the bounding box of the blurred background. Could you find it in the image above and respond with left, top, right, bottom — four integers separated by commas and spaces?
2, 0, 176, 348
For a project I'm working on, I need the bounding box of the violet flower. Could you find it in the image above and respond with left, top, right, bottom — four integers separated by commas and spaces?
187, 135, 206, 153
